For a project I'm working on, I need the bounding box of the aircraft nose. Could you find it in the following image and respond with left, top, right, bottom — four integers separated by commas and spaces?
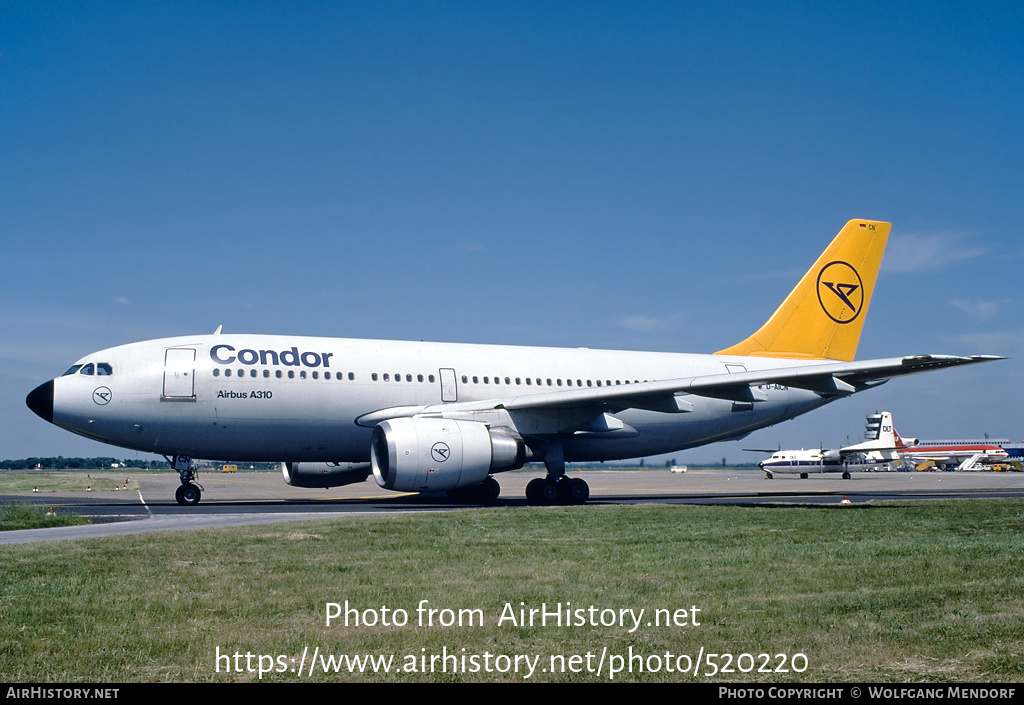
26, 380, 54, 424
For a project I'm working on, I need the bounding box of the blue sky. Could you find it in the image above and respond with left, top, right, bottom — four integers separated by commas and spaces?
2, 1, 1022, 463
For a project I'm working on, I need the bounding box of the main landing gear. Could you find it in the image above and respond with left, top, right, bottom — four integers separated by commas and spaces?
524, 442, 590, 505
169, 455, 203, 505
447, 476, 502, 504
525, 476, 590, 505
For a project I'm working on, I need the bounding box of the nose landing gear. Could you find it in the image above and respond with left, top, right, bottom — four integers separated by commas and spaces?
169, 455, 203, 505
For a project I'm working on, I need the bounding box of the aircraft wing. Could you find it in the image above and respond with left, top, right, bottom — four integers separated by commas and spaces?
502, 354, 1002, 410
356, 355, 1002, 433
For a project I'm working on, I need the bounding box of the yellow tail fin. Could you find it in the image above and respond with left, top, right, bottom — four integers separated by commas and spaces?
715, 219, 890, 361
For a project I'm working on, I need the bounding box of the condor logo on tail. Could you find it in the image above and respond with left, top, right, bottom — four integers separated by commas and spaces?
714, 219, 890, 361
816, 261, 864, 324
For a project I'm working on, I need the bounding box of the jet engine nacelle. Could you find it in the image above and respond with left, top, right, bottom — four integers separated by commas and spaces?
371, 417, 526, 492
281, 461, 372, 489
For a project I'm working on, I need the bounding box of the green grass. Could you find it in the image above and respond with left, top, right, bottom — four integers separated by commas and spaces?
0, 504, 92, 531
1, 500, 1022, 682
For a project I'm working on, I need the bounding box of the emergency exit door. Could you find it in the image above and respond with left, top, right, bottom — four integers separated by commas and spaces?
439, 368, 458, 402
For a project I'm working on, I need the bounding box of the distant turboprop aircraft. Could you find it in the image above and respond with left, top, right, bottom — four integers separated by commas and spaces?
26, 220, 1001, 504
753, 411, 902, 479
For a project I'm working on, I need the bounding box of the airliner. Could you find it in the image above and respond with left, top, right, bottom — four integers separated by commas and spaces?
25, 220, 1001, 505
755, 411, 902, 479
890, 419, 1010, 470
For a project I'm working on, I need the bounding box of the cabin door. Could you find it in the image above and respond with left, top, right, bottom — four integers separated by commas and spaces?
163, 348, 196, 400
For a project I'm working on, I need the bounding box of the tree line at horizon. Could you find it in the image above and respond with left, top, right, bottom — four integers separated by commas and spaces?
0, 457, 281, 471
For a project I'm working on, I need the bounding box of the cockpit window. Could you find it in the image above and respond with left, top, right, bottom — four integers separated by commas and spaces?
62, 362, 113, 376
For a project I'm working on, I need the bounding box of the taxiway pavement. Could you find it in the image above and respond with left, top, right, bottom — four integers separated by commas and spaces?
3, 467, 1023, 544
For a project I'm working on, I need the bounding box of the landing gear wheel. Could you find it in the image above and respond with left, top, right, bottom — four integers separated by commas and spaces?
526, 478, 554, 504
526, 478, 560, 505
800, 473, 809, 479
175, 483, 202, 506
558, 477, 590, 505
842, 471, 851, 480
449, 477, 501, 504
538, 480, 559, 505
478, 477, 501, 503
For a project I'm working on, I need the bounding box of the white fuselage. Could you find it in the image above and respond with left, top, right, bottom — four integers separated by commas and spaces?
896, 444, 1009, 464
759, 449, 893, 475
48, 333, 833, 464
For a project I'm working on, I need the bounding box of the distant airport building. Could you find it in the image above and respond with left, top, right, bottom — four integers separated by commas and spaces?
913, 439, 1023, 458
1000, 443, 1024, 458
